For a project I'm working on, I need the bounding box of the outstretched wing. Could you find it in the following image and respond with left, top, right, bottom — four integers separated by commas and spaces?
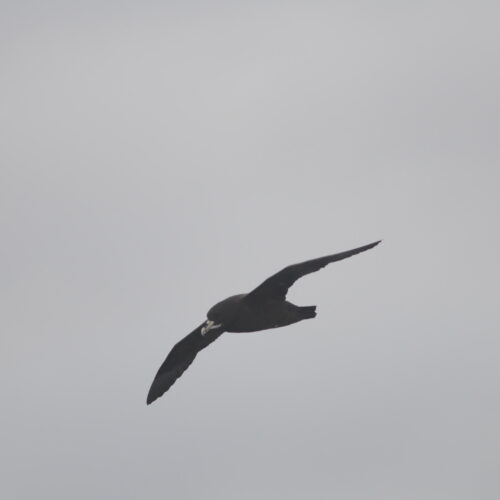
247, 240, 381, 302
147, 323, 224, 404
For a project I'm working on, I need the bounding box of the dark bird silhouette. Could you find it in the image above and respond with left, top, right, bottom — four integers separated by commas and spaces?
147, 240, 381, 404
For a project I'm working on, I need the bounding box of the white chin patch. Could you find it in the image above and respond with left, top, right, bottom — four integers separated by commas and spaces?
201, 320, 222, 336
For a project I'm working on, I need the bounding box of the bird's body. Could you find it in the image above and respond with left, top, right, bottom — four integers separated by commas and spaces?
207, 294, 316, 332
147, 240, 381, 404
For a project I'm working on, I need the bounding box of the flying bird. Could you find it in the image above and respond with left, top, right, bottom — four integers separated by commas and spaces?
147, 240, 381, 404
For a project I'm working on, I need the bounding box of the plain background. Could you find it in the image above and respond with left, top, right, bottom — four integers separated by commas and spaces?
2, 1, 499, 499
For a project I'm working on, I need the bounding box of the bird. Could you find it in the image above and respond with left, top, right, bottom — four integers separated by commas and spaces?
147, 240, 381, 404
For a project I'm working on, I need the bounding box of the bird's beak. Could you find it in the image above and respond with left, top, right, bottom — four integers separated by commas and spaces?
201, 320, 222, 336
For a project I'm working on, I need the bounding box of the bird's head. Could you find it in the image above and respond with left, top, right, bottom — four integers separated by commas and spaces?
202, 294, 245, 335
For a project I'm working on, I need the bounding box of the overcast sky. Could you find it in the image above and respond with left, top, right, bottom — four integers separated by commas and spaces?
1, 1, 499, 499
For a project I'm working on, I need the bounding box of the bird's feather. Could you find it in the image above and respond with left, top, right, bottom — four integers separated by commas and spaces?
146, 323, 224, 404
247, 240, 381, 302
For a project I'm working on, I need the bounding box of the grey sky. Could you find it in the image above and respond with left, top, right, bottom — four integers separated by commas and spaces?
1, 1, 499, 499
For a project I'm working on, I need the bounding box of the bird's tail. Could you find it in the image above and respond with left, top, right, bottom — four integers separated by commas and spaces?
300, 305, 317, 319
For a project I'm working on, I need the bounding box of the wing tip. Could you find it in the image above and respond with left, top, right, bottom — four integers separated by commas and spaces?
146, 379, 168, 405
146, 390, 158, 405
364, 239, 382, 250
147, 378, 173, 405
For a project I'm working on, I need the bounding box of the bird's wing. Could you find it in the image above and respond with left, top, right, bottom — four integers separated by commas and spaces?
147, 323, 224, 404
246, 240, 381, 302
